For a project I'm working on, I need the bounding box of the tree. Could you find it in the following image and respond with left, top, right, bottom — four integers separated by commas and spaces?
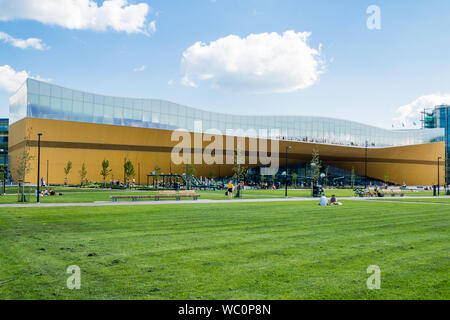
100, 159, 112, 186
351, 166, 356, 187
184, 164, 196, 190
123, 158, 135, 187
324, 167, 329, 187
310, 148, 322, 186
384, 170, 390, 186
232, 151, 247, 198
292, 173, 298, 187
153, 165, 161, 188
16, 149, 33, 183
64, 160, 72, 185
15, 133, 34, 183
79, 163, 87, 185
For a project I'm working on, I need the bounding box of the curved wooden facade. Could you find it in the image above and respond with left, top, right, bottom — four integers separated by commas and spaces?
9, 117, 445, 186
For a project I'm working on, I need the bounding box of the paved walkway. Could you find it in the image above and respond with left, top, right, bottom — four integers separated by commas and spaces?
0, 196, 449, 208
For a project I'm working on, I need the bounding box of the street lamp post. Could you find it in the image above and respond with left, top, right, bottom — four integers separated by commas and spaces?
285, 146, 292, 198
438, 156, 442, 196
2, 170, 5, 195
365, 140, 368, 188
37, 133, 43, 203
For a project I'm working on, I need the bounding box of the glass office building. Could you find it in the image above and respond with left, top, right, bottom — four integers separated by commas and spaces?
432, 105, 449, 182
0, 118, 8, 177
10, 79, 445, 148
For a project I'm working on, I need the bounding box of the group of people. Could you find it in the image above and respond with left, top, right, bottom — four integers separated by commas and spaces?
36, 188, 56, 196
319, 193, 342, 206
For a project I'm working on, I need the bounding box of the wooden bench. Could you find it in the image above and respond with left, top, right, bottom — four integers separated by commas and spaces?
110, 191, 200, 202
380, 189, 405, 197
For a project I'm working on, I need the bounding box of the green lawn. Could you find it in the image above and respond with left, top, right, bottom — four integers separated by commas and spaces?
0, 187, 435, 204
0, 200, 448, 300
369, 198, 450, 204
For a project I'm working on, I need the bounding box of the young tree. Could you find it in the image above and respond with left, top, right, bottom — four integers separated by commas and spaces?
123, 158, 135, 187
384, 170, 390, 186
292, 172, 298, 187
184, 163, 196, 190
100, 159, 112, 186
351, 166, 356, 187
232, 151, 247, 197
16, 149, 33, 183
79, 163, 87, 186
153, 165, 161, 188
64, 160, 73, 185
15, 133, 34, 183
324, 167, 329, 188
310, 148, 322, 186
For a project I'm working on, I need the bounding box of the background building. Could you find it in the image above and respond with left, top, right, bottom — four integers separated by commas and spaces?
0, 118, 8, 181
8, 79, 447, 186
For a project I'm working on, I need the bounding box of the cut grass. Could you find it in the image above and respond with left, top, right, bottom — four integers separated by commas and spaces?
369, 198, 450, 204
0, 188, 435, 204
0, 200, 448, 300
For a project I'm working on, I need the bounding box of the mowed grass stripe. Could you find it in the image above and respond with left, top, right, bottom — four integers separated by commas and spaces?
0, 201, 448, 299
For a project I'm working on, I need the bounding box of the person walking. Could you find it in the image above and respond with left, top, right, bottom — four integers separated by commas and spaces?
227, 181, 234, 200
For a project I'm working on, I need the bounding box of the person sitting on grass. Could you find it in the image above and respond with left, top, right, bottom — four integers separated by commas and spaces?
319, 193, 328, 206
329, 194, 343, 205
329, 194, 337, 205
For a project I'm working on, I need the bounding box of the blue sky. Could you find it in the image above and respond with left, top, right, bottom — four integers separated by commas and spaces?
0, 0, 449, 129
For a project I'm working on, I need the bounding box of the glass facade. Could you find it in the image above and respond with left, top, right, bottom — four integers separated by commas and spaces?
0, 118, 8, 175
9, 79, 445, 148
433, 105, 450, 182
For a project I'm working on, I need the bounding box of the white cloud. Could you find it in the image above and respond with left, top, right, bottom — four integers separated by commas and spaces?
0, 31, 50, 50
133, 65, 147, 72
148, 20, 157, 35
167, 79, 174, 85
181, 75, 197, 88
181, 30, 324, 93
0, 65, 48, 92
0, 0, 152, 34
395, 94, 450, 128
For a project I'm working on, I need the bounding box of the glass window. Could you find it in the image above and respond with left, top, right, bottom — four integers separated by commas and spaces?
152, 100, 161, 113
132, 109, 142, 121
169, 114, 177, 126
73, 100, 83, 113
27, 79, 39, 94
51, 85, 62, 98
62, 88, 72, 99
50, 97, 61, 110
103, 105, 113, 118
39, 82, 51, 96
143, 99, 152, 111
133, 99, 142, 109
152, 112, 160, 123
40, 95, 50, 107
62, 99, 72, 112
114, 97, 124, 107
84, 102, 93, 115
143, 111, 151, 122
73, 90, 83, 101
124, 98, 132, 108
28, 93, 39, 106
114, 107, 123, 119
84, 93, 94, 103
94, 94, 104, 105
104, 96, 113, 106
94, 104, 104, 117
